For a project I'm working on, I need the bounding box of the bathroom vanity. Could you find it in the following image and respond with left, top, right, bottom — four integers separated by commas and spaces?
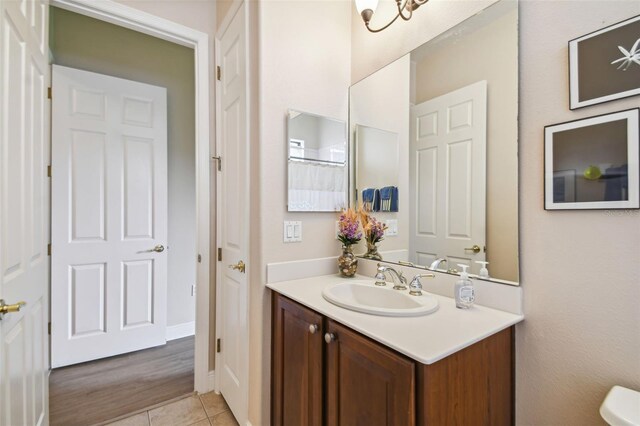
268, 274, 523, 426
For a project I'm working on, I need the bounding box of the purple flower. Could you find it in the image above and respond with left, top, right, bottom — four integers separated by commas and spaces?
337, 208, 362, 246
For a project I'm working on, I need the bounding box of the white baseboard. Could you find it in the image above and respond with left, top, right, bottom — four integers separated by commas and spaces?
207, 370, 216, 392
166, 321, 195, 341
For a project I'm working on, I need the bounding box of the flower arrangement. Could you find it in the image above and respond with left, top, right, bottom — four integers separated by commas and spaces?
337, 208, 362, 247
359, 208, 388, 245
359, 208, 388, 260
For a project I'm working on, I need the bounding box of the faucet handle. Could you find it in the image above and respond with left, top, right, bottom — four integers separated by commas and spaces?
409, 273, 435, 296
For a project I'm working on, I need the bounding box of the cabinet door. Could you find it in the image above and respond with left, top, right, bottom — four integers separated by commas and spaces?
272, 293, 324, 426
325, 319, 415, 426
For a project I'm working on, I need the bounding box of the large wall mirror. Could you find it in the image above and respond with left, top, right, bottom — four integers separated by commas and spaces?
288, 110, 348, 212
350, 0, 519, 285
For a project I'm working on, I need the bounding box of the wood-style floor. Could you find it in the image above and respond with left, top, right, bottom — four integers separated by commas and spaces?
50, 336, 195, 426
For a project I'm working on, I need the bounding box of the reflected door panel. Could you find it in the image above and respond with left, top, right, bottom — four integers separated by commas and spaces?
410, 81, 487, 275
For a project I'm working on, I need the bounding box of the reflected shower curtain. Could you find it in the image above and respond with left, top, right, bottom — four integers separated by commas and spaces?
288, 160, 346, 211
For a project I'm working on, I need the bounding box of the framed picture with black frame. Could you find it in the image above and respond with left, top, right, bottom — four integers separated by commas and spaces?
569, 14, 640, 110
544, 108, 639, 210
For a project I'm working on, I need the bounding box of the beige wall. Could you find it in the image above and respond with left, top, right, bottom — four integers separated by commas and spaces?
217, 0, 234, 28
517, 2, 640, 424
112, 0, 217, 37
250, 1, 352, 424
351, 0, 496, 82
353, 1, 640, 424
50, 7, 197, 328
413, 7, 518, 282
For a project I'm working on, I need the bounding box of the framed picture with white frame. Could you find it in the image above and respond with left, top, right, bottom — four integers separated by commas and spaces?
569, 14, 640, 110
544, 108, 639, 210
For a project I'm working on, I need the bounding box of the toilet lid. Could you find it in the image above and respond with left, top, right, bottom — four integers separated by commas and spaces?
600, 386, 640, 426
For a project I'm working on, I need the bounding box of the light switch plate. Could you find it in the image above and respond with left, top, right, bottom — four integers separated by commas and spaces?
284, 221, 302, 243
385, 219, 398, 236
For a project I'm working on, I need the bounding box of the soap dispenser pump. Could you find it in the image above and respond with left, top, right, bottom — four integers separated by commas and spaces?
475, 261, 489, 279
455, 264, 475, 309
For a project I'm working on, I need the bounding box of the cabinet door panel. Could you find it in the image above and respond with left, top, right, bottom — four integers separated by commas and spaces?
418, 326, 513, 425
272, 294, 323, 426
326, 319, 415, 426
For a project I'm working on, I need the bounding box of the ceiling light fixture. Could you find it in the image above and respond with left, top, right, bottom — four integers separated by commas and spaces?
355, 0, 429, 33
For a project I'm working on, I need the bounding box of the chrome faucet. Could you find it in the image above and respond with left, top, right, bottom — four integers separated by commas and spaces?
408, 273, 435, 296
375, 264, 408, 290
429, 258, 447, 271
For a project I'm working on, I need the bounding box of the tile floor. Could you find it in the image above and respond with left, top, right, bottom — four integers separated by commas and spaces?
107, 392, 238, 426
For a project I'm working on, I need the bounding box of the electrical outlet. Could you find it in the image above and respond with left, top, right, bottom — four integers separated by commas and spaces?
191, 284, 196, 296
385, 219, 398, 236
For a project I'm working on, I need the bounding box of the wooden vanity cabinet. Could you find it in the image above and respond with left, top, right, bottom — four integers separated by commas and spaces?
272, 294, 324, 426
271, 293, 514, 426
325, 319, 415, 426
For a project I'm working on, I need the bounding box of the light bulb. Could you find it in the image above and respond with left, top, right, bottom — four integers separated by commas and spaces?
355, 0, 378, 14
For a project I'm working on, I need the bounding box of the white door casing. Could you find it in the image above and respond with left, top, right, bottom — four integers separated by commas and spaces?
50, 0, 212, 394
215, 2, 249, 424
51, 65, 168, 368
0, 0, 50, 425
409, 81, 487, 275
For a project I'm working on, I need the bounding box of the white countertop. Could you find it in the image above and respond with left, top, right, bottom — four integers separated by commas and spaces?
267, 274, 524, 365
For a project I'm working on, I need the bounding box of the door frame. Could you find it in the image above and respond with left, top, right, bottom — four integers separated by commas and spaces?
50, 0, 212, 393
213, 0, 250, 422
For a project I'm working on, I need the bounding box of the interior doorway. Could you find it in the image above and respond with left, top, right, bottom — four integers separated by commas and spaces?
47, 5, 205, 424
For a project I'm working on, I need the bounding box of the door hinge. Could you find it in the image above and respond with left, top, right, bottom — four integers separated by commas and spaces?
47, 165, 51, 177
212, 155, 222, 172
217, 248, 222, 262
48, 322, 51, 335
197, 254, 202, 263
216, 66, 221, 81
216, 338, 221, 353
47, 243, 51, 256
47, 87, 51, 99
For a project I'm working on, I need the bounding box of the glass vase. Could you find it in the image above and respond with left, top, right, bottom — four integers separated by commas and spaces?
337, 245, 358, 277
363, 240, 382, 261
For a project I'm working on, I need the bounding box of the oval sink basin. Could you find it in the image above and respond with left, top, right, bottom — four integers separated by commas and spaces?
322, 280, 439, 317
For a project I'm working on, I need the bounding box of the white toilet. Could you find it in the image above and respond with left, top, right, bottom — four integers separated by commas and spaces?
600, 386, 640, 426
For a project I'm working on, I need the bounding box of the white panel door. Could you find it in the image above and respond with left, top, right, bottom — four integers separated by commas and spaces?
0, 0, 50, 425
409, 81, 487, 275
216, 3, 249, 424
51, 65, 168, 368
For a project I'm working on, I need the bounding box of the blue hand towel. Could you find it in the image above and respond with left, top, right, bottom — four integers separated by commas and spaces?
379, 186, 398, 212
362, 188, 375, 211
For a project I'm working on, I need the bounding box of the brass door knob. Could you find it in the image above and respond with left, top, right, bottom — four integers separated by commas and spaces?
0, 299, 26, 320
464, 245, 481, 254
228, 260, 246, 273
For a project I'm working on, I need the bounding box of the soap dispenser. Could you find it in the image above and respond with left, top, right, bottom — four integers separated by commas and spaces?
455, 264, 475, 309
475, 261, 489, 279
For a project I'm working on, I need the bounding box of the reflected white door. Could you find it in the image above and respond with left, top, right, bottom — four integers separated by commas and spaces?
409, 81, 487, 274
0, 0, 50, 425
216, 2, 249, 424
51, 65, 168, 368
